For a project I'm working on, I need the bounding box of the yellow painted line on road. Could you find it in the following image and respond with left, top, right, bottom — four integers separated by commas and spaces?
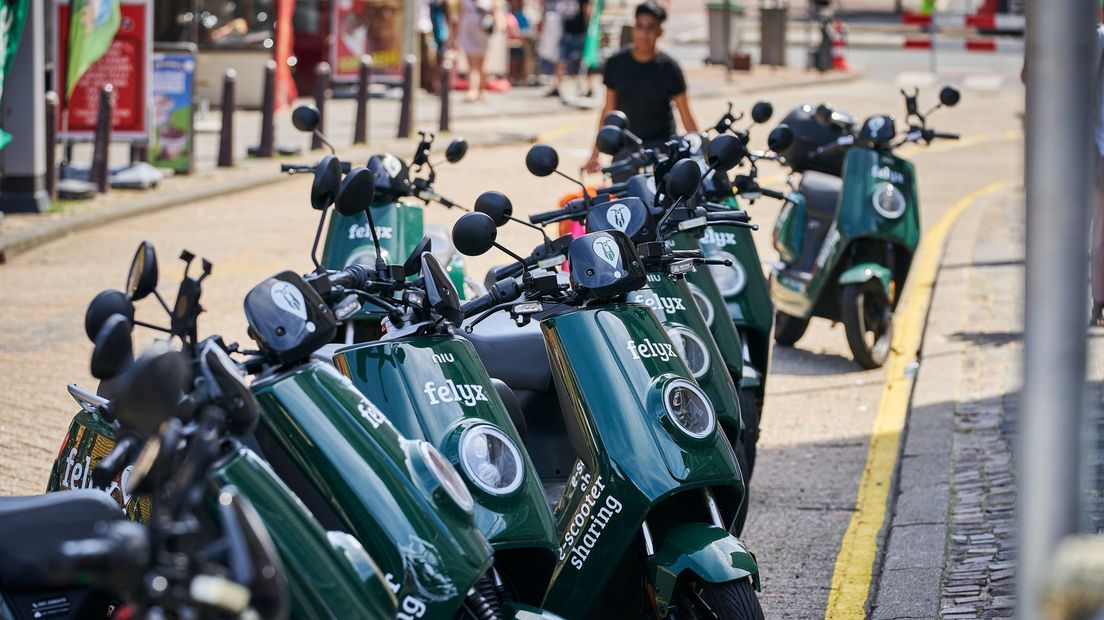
823, 180, 1010, 620
537, 118, 588, 143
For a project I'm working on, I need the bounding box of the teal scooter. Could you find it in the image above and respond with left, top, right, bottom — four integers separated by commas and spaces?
769, 86, 961, 368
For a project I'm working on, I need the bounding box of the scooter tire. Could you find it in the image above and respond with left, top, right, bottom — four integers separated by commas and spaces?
841, 280, 893, 369
773, 311, 809, 346
737, 390, 760, 481
673, 578, 765, 620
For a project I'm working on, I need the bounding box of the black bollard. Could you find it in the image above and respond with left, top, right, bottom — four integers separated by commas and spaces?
397, 54, 415, 139
130, 143, 148, 163
250, 59, 277, 158
44, 91, 58, 200
439, 58, 452, 133
354, 55, 371, 145
218, 69, 236, 167
91, 84, 114, 193
311, 62, 330, 151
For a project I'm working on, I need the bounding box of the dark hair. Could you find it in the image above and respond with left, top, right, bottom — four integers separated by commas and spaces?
635, 1, 667, 23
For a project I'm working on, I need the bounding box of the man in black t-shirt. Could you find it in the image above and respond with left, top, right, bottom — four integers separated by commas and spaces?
585, 1, 698, 173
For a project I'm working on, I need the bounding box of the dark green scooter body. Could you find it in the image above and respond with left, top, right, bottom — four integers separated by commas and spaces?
250, 360, 494, 618
772, 147, 920, 321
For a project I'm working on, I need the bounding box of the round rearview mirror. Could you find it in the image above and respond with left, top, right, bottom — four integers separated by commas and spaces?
90, 314, 134, 381
445, 138, 469, 163
126, 241, 158, 301
452, 212, 499, 257
336, 167, 376, 216
768, 124, 795, 153
86, 290, 134, 342
706, 134, 747, 172
113, 348, 190, 437
595, 126, 624, 156
815, 103, 834, 125
474, 191, 514, 227
939, 85, 961, 107
751, 101, 774, 124
311, 155, 343, 211
666, 159, 702, 202
525, 144, 559, 177
602, 110, 629, 130
291, 105, 321, 133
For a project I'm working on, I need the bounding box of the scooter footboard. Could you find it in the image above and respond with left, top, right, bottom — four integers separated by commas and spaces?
647, 523, 760, 614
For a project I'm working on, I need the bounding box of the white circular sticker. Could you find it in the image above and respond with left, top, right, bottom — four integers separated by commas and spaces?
592, 236, 621, 268
606, 203, 632, 233
271, 281, 308, 320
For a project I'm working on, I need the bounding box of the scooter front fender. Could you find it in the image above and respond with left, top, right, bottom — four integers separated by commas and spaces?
838, 262, 892, 297
647, 523, 760, 614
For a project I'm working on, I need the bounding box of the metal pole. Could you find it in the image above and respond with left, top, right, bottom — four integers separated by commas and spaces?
44, 91, 58, 200
311, 62, 330, 151
722, 0, 732, 80
397, 54, 415, 139
252, 59, 277, 158
1019, 1, 1095, 619
354, 55, 372, 145
439, 58, 452, 132
91, 84, 114, 193
217, 70, 236, 167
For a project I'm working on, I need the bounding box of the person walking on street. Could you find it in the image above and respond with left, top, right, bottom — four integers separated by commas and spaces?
546, 0, 594, 98
456, 0, 497, 102
584, 1, 697, 173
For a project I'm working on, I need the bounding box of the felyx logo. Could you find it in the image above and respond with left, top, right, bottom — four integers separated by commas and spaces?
423, 380, 490, 407
700, 229, 737, 247
626, 338, 678, 362
348, 224, 394, 240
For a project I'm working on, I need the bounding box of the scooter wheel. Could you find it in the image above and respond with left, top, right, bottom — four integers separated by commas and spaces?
841, 280, 893, 369
773, 311, 809, 346
671, 577, 765, 620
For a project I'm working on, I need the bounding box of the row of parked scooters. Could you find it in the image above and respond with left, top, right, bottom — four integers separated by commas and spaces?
0, 84, 961, 619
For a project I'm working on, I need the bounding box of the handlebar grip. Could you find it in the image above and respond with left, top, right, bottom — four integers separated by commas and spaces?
934, 132, 960, 140
760, 188, 787, 201
54, 520, 150, 588
462, 279, 522, 318
530, 209, 572, 225
329, 264, 375, 290
707, 210, 751, 223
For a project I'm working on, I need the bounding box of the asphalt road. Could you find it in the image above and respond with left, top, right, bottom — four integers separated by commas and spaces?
0, 62, 1023, 618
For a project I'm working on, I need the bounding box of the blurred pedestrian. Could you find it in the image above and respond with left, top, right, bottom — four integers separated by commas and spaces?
585, 1, 697, 173
457, 0, 497, 101
545, 0, 593, 98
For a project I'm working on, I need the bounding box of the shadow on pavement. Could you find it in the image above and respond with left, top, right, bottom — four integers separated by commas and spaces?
770, 344, 864, 376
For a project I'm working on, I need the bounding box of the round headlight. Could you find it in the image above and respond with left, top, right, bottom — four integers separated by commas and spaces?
707, 252, 746, 297
459, 425, 524, 496
872, 183, 906, 219
688, 284, 715, 326
667, 326, 711, 379
419, 441, 475, 513
663, 379, 715, 439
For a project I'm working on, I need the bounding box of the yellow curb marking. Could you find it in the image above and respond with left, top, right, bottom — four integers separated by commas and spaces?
537, 118, 589, 143
823, 180, 1009, 620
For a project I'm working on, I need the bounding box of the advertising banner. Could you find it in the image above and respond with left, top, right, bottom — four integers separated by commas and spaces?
0, 0, 29, 149
151, 45, 195, 174
331, 0, 403, 82
56, 0, 151, 141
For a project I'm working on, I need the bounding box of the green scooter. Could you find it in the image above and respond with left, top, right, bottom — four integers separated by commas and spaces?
457, 161, 764, 618
769, 86, 961, 368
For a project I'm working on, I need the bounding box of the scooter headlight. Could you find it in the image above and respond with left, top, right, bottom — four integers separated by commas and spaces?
688, 284, 715, 326
664, 380, 715, 439
871, 183, 907, 219
419, 441, 475, 513
707, 252, 746, 297
667, 326, 711, 379
459, 425, 524, 496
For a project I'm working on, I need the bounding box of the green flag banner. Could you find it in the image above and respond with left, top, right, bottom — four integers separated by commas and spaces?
0, 0, 29, 149
583, 0, 604, 70
66, 0, 120, 97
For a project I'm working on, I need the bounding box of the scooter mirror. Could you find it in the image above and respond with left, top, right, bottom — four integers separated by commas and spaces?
474, 191, 514, 227
939, 85, 961, 107
751, 101, 774, 124
595, 126, 624, 156
525, 144, 560, 177
291, 104, 321, 133
404, 236, 433, 276
768, 124, 795, 153
706, 134, 747, 172
666, 159, 702, 202
452, 212, 498, 257
112, 348, 191, 437
311, 155, 343, 211
126, 241, 158, 301
335, 167, 376, 216
603, 110, 629, 130
815, 103, 834, 125
85, 289, 134, 342
90, 314, 134, 381
421, 253, 464, 327
445, 138, 469, 163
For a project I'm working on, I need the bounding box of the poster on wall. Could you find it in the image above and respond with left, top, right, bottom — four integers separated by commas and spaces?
55, 0, 152, 141
331, 0, 403, 82
151, 45, 195, 174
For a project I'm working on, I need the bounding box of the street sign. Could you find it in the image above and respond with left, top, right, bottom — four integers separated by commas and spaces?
151, 44, 196, 175
55, 0, 152, 141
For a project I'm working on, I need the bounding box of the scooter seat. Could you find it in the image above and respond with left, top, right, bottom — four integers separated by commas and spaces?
799, 171, 843, 223
462, 311, 552, 393
0, 490, 125, 589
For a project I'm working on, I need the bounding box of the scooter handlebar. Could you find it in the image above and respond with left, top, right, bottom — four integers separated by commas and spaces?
462, 279, 523, 318
53, 520, 150, 588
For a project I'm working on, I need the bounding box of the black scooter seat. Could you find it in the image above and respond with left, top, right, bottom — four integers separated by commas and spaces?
0, 490, 124, 589
800, 171, 843, 223
463, 312, 552, 393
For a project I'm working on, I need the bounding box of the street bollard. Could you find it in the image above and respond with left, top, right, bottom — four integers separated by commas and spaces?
218, 69, 236, 168
129, 143, 148, 164
44, 91, 57, 200
252, 59, 277, 158
354, 55, 371, 145
91, 84, 114, 193
397, 54, 415, 139
312, 62, 331, 151
439, 58, 452, 133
